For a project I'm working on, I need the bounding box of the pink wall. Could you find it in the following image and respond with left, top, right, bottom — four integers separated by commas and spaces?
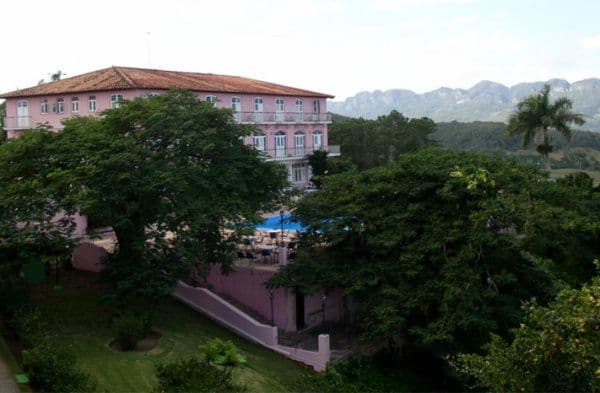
72, 242, 107, 272
206, 265, 345, 331
206, 265, 289, 328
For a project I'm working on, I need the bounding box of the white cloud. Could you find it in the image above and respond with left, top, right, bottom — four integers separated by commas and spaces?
370, 0, 476, 11
581, 35, 600, 49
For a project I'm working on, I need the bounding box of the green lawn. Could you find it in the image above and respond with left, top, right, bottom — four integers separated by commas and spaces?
30, 271, 308, 393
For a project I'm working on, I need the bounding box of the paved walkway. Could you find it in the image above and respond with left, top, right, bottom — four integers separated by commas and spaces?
0, 355, 19, 393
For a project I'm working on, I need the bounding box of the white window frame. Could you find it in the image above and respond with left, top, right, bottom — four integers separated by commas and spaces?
294, 131, 305, 156
254, 97, 263, 122
147, 92, 160, 98
231, 97, 241, 122
54, 98, 64, 113
71, 97, 79, 113
275, 98, 284, 122
295, 99, 304, 121
292, 163, 305, 183
206, 95, 217, 106
275, 132, 286, 158
313, 99, 321, 113
88, 96, 97, 112
313, 131, 323, 150
110, 94, 124, 109
253, 134, 266, 152
40, 99, 48, 114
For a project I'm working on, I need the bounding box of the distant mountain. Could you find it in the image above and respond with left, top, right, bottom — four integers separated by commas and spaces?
329, 79, 600, 131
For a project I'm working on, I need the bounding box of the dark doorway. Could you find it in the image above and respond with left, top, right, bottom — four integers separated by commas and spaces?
295, 291, 305, 330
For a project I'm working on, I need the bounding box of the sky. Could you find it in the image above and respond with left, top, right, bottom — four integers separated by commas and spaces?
2, 0, 600, 100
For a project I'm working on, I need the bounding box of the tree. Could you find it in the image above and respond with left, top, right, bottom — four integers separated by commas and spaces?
507, 84, 585, 170
269, 148, 600, 355
455, 269, 600, 392
329, 110, 436, 170
307, 150, 329, 188
0, 90, 288, 299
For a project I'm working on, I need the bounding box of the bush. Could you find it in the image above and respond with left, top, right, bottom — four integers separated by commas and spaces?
22, 343, 96, 392
9, 304, 46, 349
155, 357, 245, 393
455, 272, 600, 392
113, 312, 152, 350
200, 338, 246, 367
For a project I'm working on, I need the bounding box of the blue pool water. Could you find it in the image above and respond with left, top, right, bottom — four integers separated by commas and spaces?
256, 213, 305, 231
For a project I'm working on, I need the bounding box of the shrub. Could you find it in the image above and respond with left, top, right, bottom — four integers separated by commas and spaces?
455, 273, 600, 392
22, 343, 96, 393
9, 304, 46, 349
155, 357, 245, 393
113, 312, 152, 350
200, 338, 246, 367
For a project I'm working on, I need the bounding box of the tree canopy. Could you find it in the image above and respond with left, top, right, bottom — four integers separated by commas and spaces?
270, 148, 600, 354
328, 110, 436, 170
0, 90, 288, 299
456, 269, 600, 392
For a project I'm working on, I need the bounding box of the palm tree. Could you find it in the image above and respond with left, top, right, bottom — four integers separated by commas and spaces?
507, 84, 585, 170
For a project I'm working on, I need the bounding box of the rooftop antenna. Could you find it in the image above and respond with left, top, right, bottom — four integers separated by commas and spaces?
147, 31, 152, 68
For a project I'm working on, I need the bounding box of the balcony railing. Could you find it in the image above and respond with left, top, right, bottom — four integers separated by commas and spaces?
236, 112, 331, 124
3, 116, 33, 130
257, 145, 340, 160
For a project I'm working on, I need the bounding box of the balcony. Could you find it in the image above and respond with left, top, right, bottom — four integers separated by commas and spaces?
236, 112, 331, 124
258, 145, 340, 161
3, 116, 34, 130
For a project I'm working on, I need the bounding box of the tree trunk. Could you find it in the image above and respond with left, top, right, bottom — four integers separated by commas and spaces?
544, 154, 552, 171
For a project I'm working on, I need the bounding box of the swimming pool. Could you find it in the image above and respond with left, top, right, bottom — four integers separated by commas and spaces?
256, 213, 305, 231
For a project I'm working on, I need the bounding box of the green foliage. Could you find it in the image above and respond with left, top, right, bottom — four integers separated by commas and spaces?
296, 357, 420, 393
0, 90, 288, 300
113, 312, 152, 351
507, 84, 585, 168
329, 110, 436, 170
307, 150, 329, 188
456, 273, 600, 392
0, 101, 5, 143
23, 342, 96, 393
200, 338, 247, 367
9, 305, 47, 349
272, 148, 600, 355
155, 357, 245, 393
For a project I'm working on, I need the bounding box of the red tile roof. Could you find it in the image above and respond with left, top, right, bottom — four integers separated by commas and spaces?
0, 66, 334, 99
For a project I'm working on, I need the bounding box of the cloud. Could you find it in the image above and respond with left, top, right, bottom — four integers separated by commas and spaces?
581, 35, 600, 49
370, 0, 476, 11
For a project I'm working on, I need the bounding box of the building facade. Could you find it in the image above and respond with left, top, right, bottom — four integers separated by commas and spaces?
1, 66, 338, 188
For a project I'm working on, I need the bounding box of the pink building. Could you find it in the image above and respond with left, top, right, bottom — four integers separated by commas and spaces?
1, 67, 346, 335
1, 66, 339, 189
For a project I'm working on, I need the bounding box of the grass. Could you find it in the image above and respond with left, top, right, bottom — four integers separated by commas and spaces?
0, 334, 33, 393
29, 270, 308, 393
549, 168, 600, 185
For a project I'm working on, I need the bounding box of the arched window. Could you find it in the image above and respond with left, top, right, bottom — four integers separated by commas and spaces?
274, 131, 286, 158
313, 130, 323, 150
275, 98, 285, 122
294, 131, 305, 156
253, 132, 266, 152
295, 99, 303, 121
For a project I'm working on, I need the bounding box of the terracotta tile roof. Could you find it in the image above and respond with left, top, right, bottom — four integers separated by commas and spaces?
0, 66, 334, 99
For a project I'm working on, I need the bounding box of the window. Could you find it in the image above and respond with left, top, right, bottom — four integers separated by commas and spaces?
71, 97, 79, 112
254, 97, 264, 122
110, 94, 124, 109
275, 98, 284, 122
292, 163, 305, 183
40, 99, 48, 114
253, 134, 266, 151
295, 99, 304, 121
231, 97, 241, 122
147, 92, 160, 98
206, 95, 217, 105
88, 96, 97, 112
313, 99, 320, 113
313, 131, 323, 149
275, 131, 286, 158
294, 131, 305, 156
53, 98, 64, 113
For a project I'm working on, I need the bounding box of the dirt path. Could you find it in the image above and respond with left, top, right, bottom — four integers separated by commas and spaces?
0, 355, 19, 393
